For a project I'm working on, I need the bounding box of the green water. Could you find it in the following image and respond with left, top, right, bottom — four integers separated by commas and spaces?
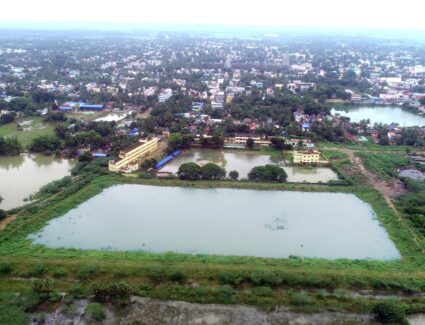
29, 184, 400, 260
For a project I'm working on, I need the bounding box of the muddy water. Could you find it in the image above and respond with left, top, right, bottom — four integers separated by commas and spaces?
0, 154, 75, 210
29, 184, 400, 260
159, 148, 338, 183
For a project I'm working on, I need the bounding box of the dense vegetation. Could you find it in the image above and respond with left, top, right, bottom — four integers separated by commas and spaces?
0, 136, 21, 155
248, 165, 288, 182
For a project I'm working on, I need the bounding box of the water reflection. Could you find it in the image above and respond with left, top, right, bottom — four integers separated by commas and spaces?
0, 154, 75, 210
160, 148, 338, 182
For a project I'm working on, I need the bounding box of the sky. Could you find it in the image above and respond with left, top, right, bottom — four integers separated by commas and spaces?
1, 0, 425, 30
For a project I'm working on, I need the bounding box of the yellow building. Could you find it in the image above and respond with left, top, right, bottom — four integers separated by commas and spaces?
293, 149, 320, 164
108, 137, 158, 173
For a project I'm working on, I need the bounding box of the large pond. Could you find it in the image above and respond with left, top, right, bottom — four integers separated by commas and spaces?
0, 154, 75, 210
331, 106, 425, 127
29, 184, 400, 260
159, 148, 338, 183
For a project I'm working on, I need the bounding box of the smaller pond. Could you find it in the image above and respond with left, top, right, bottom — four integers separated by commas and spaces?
159, 148, 338, 183
0, 154, 75, 210
331, 106, 425, 127
399, 169, 425, 181
29, 184, 400, 260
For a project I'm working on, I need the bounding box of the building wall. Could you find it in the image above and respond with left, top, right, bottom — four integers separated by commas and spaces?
109, 138, 158, 172
293, 150, 320, 164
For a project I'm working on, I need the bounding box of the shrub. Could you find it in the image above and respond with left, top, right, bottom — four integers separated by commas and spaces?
91, 281, 132, 305
217, 271, 247, 285
252, 286, 274, 297
85, 303, 106, 322
290, 292, 313, 307
168, 270, 187, 283
250, 270, 281, 287
22, 265, 47, 277
138, 172, 153, 179
373, 301, 407, 324
0, 262, 12, 275
77, 265, 98, 280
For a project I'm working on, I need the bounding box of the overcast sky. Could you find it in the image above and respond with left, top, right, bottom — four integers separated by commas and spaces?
1, 0, 424, 30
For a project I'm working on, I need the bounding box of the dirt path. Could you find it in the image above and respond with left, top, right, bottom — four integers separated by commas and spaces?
0, 176, 81, 232
334, 147, 424, 253
0, 215, 16, 231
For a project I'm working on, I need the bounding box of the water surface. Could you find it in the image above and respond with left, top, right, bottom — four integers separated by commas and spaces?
29, 184, 400, 260
0, 154, 75, 210
331, 106, 425, 126
160, 148, 338, 183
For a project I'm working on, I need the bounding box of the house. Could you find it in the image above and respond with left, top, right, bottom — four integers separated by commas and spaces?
226, 134, 271, 147
293, 149, 321, 164
288, 139, 315, 148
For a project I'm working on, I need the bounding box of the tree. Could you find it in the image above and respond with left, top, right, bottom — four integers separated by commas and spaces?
0, 209, 6, 220
420, 97, 425, 106
168, 133, 183, 152
229, 170, 239, 180
246, 138, 255, 149
210, 134, 224, 149
177, 162, 201, 180
0, 113, 15, 125
200, 163, 226, 180
248, 165, 287, 182
141, 158, 157, 170
78, 152, 93, 163
28, 135, 62, 153
271, 136, 286, 149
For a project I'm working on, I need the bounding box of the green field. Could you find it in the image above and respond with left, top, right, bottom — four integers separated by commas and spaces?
0, 116, 57, 148
0, 150, 424, 321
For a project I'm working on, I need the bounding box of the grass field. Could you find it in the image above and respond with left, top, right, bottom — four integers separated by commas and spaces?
0, 149, 424, 320
0, 116, 57, 148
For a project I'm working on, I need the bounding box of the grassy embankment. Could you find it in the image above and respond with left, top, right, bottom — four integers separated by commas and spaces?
0, 149, 424, 320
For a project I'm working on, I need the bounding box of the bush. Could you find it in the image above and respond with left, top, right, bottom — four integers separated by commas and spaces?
373, 301, 407, 324
85, 303, 106, 322
290, 292, 313, 307
252, 286, 274, 297
250, 270, 281, 287
22, 265, 47, 277
77, 265, 98, 280
138, 172, 153, 179
168, 270, 188, 283
217, 271, 247, 285
0, 262, 12, 275
91, 281, 132, 305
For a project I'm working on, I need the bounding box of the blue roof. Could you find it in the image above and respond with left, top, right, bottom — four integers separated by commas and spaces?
80, 104, 105, 111
155, 155, 174, 169
172, 150, 181, 157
